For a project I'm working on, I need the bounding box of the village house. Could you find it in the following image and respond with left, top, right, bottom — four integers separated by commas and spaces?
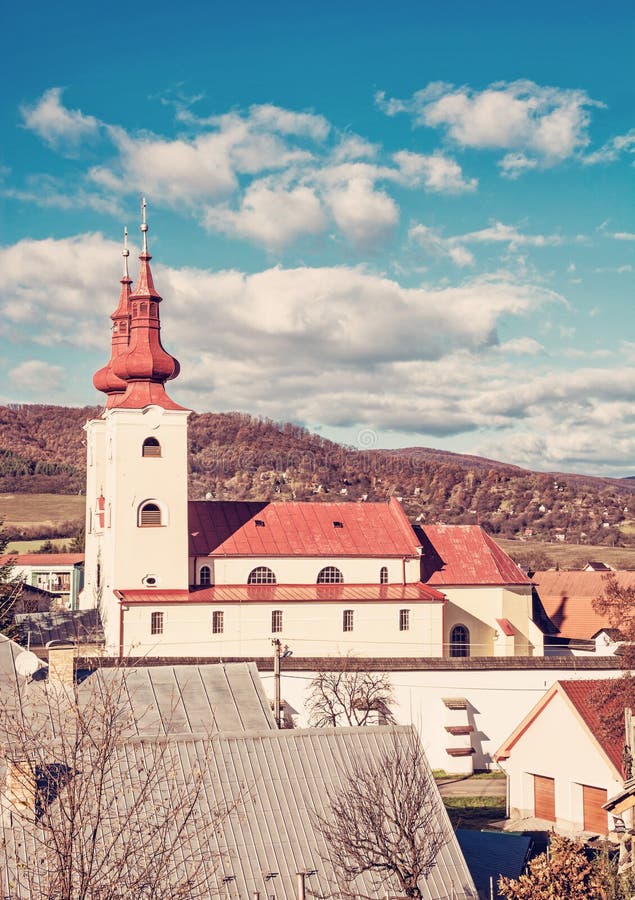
495, 679, 626, 836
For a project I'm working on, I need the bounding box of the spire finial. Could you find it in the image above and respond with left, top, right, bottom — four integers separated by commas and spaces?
140, 196, 148, 254
122, 226, 130, 279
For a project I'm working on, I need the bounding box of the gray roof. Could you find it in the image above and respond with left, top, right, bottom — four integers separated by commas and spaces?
15, 608, 103, 646
1, 726, 477, 900
456, 830, 532, 898
87, 661, 277, 735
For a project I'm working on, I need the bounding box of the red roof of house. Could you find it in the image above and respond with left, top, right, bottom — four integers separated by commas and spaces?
119, 583, 445, 604
495, 679, 624, 776
532, 570, 635, 640
419, 525, 529, 586
188, 498, 422, 558
0, 554, 85, 567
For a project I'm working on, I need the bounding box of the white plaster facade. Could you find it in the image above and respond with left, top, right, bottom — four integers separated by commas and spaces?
443, 586, 544, 657
82, 404, 190, 652
115, 597, 445, 658
495, 686, 623, 835
259, 664, 622, 775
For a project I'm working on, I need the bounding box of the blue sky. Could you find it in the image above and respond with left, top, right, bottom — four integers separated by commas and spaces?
1, 0, 633, 476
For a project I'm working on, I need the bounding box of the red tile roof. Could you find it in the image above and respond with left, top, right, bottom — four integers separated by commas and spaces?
119, 583, 445, 604
0, 553, 85, 567
558, 679, 624, 773
188, 498, 422, 558
419, 525, 529, 586
533, 570, 635, 640
495, 679, 624, 777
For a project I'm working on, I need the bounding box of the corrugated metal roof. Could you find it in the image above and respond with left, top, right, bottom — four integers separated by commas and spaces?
533, 570, 635, 639
119, 582, 445, 604
0, 553, 85, 566
420, 525, 529, 586
15, 609, 103, 646
1, 726, 477, 899
188, 498, 421, 558
89, 661, 276, 735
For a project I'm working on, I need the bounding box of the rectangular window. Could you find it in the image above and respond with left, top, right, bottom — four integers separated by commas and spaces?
271, 609, 283, 633
150, 611, 164, 636
399, 608, 410, 631
212, 610, 224, 634
343, 609, 354, 632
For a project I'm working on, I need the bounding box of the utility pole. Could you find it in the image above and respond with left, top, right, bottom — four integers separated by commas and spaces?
272, 638, 282, 728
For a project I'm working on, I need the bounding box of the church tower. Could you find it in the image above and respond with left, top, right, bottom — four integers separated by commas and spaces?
82, 202, 190, 653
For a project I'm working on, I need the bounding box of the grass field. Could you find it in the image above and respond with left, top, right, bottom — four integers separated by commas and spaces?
0, 494, 84, 528
497, 537, 635, 570
6, 538, 74, 553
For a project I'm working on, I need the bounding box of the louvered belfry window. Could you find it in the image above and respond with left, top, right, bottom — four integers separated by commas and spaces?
142, 437, 161, 458
139, 502, 162, 526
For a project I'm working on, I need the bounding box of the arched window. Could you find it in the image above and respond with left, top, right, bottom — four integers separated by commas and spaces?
379, 566, 388, 584
449, 624, 470, 658
248, 566, 277, 584
199, 565, 211, 586
317, 566, 343, 584
138, 502, 162, 527
142, 437, 161, 458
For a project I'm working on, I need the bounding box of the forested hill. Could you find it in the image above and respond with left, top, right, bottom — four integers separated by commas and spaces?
0, 404, 633, 545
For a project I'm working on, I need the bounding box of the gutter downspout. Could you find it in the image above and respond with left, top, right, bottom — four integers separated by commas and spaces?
115, 590, 124, 658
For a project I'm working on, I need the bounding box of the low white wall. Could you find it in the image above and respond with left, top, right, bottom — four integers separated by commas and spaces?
259, 664, 621, 773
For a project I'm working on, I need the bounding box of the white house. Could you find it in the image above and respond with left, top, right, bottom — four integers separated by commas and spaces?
80, 208, 545, 662
495, 679, 625, 836
1, 553, 85, 610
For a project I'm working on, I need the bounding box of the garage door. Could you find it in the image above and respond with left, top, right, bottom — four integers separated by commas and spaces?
583, 785, 608, 835
534, 775, 555, 821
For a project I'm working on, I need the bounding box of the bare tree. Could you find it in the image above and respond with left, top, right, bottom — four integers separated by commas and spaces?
314, 728, 451, 899
306, 660, 396, 727
0, 660, 235, 899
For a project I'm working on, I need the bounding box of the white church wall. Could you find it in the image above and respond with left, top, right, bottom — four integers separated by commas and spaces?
207, 555, 419, 586
119, 599, 445, 658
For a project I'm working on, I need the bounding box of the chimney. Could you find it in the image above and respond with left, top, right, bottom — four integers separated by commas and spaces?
46, 640, 76, 690
4, 758, 36, 824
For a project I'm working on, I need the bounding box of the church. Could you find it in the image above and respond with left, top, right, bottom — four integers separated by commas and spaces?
80, 206, 543, 660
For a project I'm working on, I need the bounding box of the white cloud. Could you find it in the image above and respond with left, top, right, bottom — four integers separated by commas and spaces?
582, 128, 635, 165
17, 89, 479, 251
393, 151, 477, 193
378, 80, 603, 172
325, 178, 398, 248
611, 232, 635, 241
203, 181, 327, 249
20, 88, 99, 150
409, 224, 475, 267
409, 220, 565, 267
8, 359, 65, 392
2, 233, 632, 475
